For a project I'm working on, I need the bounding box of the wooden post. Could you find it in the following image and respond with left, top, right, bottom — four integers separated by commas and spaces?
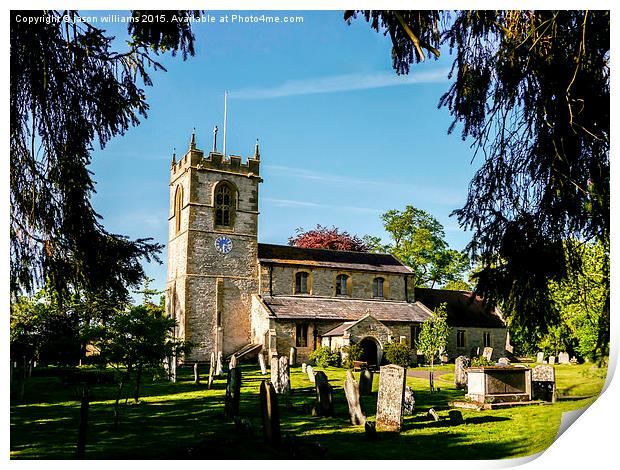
76, 386, 89, 459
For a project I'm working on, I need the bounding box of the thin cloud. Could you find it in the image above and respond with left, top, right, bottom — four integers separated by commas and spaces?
263, 197, 380, 214
230, 69, 449, 99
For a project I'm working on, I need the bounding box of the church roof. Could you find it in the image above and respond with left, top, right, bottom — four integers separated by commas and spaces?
259, 295, 432, 323
414, 288, 506, 328
257, 243, 412, 274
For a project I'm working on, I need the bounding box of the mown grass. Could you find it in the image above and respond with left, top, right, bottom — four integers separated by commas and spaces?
10, 362, 606, 460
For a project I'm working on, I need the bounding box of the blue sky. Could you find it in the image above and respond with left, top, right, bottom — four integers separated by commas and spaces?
87, 10, 479, 296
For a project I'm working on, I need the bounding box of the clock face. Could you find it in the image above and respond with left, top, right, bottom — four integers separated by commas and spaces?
215, 236, 233, 254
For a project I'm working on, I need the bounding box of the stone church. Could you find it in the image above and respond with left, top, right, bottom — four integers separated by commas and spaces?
166, 133, 508, 366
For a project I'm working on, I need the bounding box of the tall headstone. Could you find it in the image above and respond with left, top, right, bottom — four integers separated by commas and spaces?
532, 365, 556, 402
536, 351, 545, 363
314, 370, 328, 388
224, 367, 242, 420
375, 364, 406, 432
344, 370, 366, 425
482, 347, 493, 361
260, 380, 281, 447
403, 386, 415, 415
301, 363, 307, 373
258, 353, 267, 375
359, 369, 374, 395
194, 363, 201, 384
454, 356, 470, 390
548, 356, 556, 365
306, 365, 315, 383
270, 356, 281, 392
216, 351, 224, 376
558, 352, 570, 364
278, 356, 291, 395
209, 352, 216, 376
229, 354, 237, 370
289, 347, 297, 366
315, 382, 334, 417
207, 366, 214, 390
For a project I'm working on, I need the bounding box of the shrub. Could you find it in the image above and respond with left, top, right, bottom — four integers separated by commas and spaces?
342, 343, 364, 369
383, 341, 411, 368
309, 346, 339, 368
470, 355, 495, 367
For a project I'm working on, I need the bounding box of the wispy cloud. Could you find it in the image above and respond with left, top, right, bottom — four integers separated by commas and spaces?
263, 197, 381, 214
230, 69, 449, 100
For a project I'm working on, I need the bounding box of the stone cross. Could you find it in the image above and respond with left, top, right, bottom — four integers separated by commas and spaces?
482, 347, 493, 361
278, 356, 291, 395
344, 370, 366, 425
536, 351, 545, 363
403, 386, 415, 415
454, 356, 470, 390
375, 364, 406, 432
289, 347, 297, 366
306, 365, 315, 383
260, 380, 281, 447
359, 369, 374, 395
216, 351, 224, 376
258, 353, 267, 375
224, 367, 242, 420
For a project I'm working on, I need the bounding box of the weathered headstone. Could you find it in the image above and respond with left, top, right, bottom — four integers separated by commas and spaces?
428, 408, 440, 421
344, 370, 366, 425
209, 352, 215, 375
359, 369, 374, 395
301, 362, 307, 373
306, 365, 315, 383
570, 356, 578, 364
289, 347, 297, 366
375, 364, 406, 432
497, 357, 510, 366
448, 410, 465, 425
531, 365, 556, 402
207, 366, 214, 390
315, 382, 334, 417
270, 356, 281, 392
258, 353, 267, 375
536, 351, 545, 363
548, 356, 556, 365
558, 352, 570, 364
278, 356, 291, 395
403, 386, 415, 415
229, 354, 237, 370
194, 363, 200, 384
216, 351, 223, 376
314, 370, 328, 388
260, 380, 281, 447
454, 356, 470, 390
482, 347, 493, 361
224, 367, 242, 420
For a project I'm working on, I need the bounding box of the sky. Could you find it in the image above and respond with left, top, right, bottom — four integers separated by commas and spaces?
86, 10, 481, 296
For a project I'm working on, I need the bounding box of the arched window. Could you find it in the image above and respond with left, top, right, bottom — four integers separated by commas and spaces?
335, 274, 349, 296
214, 182, 235, 227
174, 185, 183, 234
295, 272, 309, 294
373, 277, 385, 298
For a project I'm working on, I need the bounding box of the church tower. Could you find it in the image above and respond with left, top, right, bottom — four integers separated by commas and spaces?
166, 130, 262, 362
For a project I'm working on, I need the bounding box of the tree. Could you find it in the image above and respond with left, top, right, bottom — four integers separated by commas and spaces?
416, 304, 450, 393
365, 205, 470, 287
289, 225, 368, 251
10, 10, 198, 299
345, 11, 610, 352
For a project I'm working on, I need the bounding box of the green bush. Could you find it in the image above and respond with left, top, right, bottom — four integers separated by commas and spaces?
309, 346, 339, 368
470, 355, 495, 367
383, 341, 411, 368
341, 343, 363, 369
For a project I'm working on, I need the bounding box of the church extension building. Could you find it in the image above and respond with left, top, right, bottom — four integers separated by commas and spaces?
166, 133, 508, 366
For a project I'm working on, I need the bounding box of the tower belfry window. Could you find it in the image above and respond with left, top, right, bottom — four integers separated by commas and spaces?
215, 182, 235, 227
174, 185, 183, 234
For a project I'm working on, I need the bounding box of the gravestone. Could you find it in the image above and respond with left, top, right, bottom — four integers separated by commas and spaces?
570, 356, 578, 364
344, 370, 366, 425
359, 369, 374, 395
375, 364, 406, 432
207, 366, 214, 390
260, 380, 281, 447
216, 351, 224, 376
498, 357, 510, 366
314, 370, 328, 388
194, 363, 201, 384
258, 353, 267, 375
270, 356, 281, 393
306, 365, 316, 383
454, 356, 470, 390
482, 347, 493, 361
229, 354, 237, 371
403, 386, 415, 415
428, 408, 440, 422
289, 347, 297, 366
224, 367, 242, 420
536, 351, 545, 363
301, 363, 307, 373
558, 352, 570, 364
278, 356, 291, 395
531, 365, 556, 402
315, 381, 334, 417
548, 356, 556, 365
449, 410, 465, 425
209, 352, 215, 375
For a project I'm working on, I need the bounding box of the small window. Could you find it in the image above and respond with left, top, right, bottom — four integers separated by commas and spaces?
296, 323, 308, 347
174, 185, 183, 233
411, 325, 421, 349
215, 182, 235, 227
373, 277, 385, 298
295, 272, 309, 294
457, 330, 466, 348
335, 274, 349, 296
483, 331, 491, 348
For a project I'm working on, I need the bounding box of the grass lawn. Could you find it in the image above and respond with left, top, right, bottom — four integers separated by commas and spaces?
10, 362, 606, 460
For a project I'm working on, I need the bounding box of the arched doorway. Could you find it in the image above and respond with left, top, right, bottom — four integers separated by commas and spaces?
359, 337, 379, 366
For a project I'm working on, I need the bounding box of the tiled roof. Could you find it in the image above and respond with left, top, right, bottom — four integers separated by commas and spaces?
322, 322, 356, 337
257, 243, 412, 274
414, 288, 506, 328
260, 295, 432, 323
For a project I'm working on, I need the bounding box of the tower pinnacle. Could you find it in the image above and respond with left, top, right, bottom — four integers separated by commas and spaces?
171, 148, 177, 166
190, 128, 197, 150
254, 138, 260, 160
213, 125, 218, 152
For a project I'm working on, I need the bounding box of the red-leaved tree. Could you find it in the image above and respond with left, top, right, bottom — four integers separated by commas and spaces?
288, 225, 368, 252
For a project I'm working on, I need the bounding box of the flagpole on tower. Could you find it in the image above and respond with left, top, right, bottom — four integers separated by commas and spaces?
223, 91, 228, 159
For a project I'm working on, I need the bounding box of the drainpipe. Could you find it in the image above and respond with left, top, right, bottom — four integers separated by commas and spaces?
404, 275, 409, 302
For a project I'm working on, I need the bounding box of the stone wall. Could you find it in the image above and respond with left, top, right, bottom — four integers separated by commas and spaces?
445, 326, 507, 360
